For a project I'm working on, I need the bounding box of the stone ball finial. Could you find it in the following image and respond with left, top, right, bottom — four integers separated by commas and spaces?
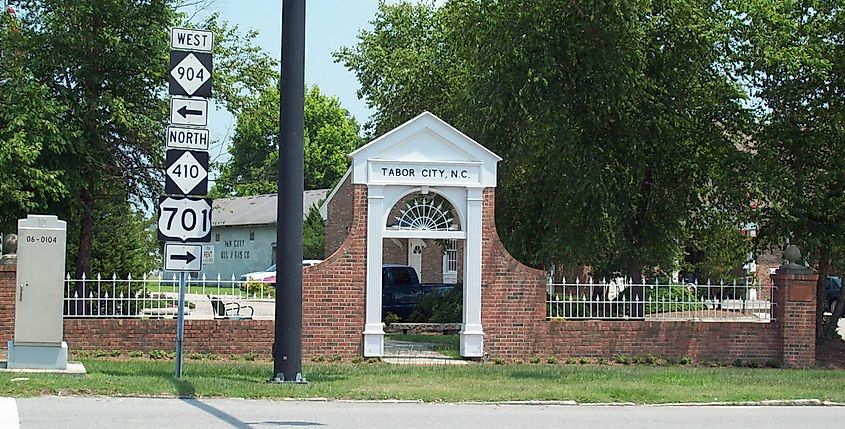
2, 233, 16, 254
784, 245, 801, 265
779, 244, 811, 274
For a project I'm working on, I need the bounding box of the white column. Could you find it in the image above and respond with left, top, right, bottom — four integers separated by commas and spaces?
363, 185, 385, 357
461, 187, 484, 357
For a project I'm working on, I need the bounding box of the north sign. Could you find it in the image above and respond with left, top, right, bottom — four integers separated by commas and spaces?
170, 97, 208, 127
170, 28, 213, 53
169, 51, 212, 97
166, 125, 209, 150
157, 196, 212, 243
164, 243, 203, 272
165, 149, 209, 196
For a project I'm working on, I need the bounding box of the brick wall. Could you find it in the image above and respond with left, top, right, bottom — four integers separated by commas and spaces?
0, 185, 818, 364
479, 188, 786, 364
324, 174, 353, 256
301, 184, 367, 357
0, 187, 368, 359
0, 265, 15, 347
64, 319, 275, 357
773, 271, 817, 368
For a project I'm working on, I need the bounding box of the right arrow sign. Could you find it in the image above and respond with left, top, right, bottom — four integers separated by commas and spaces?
164, 243, 203, 272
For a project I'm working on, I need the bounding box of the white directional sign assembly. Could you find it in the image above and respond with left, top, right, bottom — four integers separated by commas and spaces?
169, 51, 212, 97
170, 97, 208, 127
164, 243, 203, 272
165, 149, 209, 196
170, 28, 213, 53
166, 125, 209, 151
166, 27, 216, 379
157, 196, 213, 243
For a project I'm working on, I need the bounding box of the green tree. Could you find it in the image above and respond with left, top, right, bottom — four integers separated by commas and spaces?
2, 3, 278, 277
303, 202, 325, 260
214, 84, 362, 195
724, 0, 845, 338
337, 0, 752, 280
0, 9, 69, 232
9, 0, 176, 277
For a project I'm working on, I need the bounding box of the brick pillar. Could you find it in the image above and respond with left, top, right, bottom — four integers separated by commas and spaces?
772, 270, 818, 368
0, 264, 16, 345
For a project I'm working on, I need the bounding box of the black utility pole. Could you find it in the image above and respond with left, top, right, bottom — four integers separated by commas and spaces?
272, 0, 306, 383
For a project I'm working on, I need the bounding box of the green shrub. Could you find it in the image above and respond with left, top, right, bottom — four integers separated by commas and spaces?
680, 356, 692, 365
546, 356, 558, 364
529, 356, 541, 364
383, 312, 401, 325
351, 357, 364, 364
614, 354, 630, 365
408, 287, 463, 323
243, 352, 257, 361
147, 350, 166, 360
242, 280, 274, 298
644, 286, 707, 315
766, 359, 781, 368
128, 351, 142, 358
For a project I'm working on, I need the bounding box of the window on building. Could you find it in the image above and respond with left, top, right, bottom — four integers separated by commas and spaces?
250, 231, 255, 241
446, 239, 458, 272
443, 239, 459, 284
215, 233, 220, 242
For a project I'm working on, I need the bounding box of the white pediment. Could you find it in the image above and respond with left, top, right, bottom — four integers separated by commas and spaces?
350, 112, 501, 188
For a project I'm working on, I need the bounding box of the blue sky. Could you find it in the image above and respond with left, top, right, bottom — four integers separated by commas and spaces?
191, 0, 388, 164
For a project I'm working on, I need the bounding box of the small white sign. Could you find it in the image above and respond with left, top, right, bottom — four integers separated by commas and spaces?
166, 126, 209, 150
166, 150, 208, 195
157, 196, 212, 242
170, 97, 208, 127
171, 28, 213, 53
165, 243, 203, 272
170, 52, 211, 97
202, 245, 215, 264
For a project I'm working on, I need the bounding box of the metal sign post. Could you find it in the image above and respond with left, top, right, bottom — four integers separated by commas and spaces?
175, 271, 187, 377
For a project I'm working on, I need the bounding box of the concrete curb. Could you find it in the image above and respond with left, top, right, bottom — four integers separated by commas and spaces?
74, 395, 845, 406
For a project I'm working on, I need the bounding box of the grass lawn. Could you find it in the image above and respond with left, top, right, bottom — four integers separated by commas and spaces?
2, 357, 845, 403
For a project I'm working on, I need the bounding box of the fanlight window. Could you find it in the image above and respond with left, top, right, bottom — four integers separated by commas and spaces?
391, 196, 457, 231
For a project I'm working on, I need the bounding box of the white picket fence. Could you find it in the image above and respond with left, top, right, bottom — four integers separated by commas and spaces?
547, 278, 774, 322
63, 274, 275, 320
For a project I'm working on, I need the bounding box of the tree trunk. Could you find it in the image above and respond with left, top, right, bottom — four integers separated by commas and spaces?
75, 177, 94, 278
818, 245, 845, 340
627, 257, 645, 318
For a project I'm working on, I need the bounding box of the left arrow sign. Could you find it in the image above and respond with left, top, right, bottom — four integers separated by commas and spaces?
170, 97, 208, 127
164, 243, 203, 272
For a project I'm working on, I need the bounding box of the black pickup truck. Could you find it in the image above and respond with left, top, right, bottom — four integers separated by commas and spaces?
382, 264, 457, 320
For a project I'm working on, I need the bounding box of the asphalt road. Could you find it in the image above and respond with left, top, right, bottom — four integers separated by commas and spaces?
5, 397, 845, 429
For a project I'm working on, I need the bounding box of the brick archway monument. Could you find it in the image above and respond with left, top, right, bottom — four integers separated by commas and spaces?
348, 112, 501, 357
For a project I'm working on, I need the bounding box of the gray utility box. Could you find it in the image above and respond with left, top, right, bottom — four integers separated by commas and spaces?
8, 215, 68, 370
